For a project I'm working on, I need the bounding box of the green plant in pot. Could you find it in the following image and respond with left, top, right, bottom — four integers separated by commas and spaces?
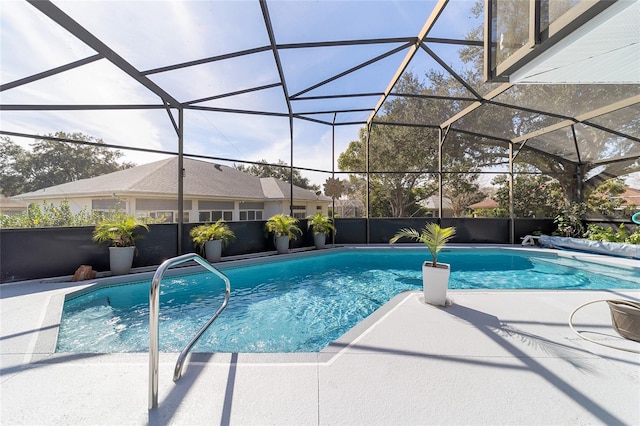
92, 214, 149, 275
265, 214, 302, 254
307, 212, 336, 249
390, 222, 456, 306
190, 219, 235, 262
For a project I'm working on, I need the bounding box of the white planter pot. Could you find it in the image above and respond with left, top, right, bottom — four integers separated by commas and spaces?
204, 240, 222, 262
109, 246, 135, 276
314, 232, 326, 249
276, 235, 290, 254
422, 262, 450, 306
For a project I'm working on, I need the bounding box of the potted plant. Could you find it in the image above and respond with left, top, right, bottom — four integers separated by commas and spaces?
92, 214, 149, 275
307, 212, 336, 249
265, 214, 302, 254
189, 219, 235, 262
607, 300, 640, 342
389, 222, 456, 306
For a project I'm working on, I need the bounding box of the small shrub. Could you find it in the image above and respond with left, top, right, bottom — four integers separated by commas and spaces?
627, 232, 640, 245
92, 214, 149, 247
190, 220, 235, 250
585, 223, 639, 245
553, 203, 586, 237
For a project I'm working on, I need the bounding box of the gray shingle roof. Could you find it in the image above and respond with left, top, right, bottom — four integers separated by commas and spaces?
419, 196, 453, 210
15, 157, 328, 202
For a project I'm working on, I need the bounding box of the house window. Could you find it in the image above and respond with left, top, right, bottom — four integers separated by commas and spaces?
485, 0, 615, 81
239, 202, 264, 221
239, 210, 263, 221
149, 211, 174, 223
199, 211, 233, 222
92, 199, 125, 215
198, 200, 234, 222
136, 199, 192, 223
141, 211, 189, 223
291, 204, 306, 219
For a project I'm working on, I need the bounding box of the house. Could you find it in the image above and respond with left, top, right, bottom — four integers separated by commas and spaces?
418, 195, 453, 217
12, 157, 331, 223
468, 198, 502, 218
332, 198, 365, 218
468, 198, 499, 210
0, 195, 28, 216
614, 187, 640, 211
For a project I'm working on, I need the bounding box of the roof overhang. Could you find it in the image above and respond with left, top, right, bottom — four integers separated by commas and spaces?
510, 0, 640, 84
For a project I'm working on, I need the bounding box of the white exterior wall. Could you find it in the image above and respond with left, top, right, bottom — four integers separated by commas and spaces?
16, 196, 329, 222
14, 196, 132, 216
188, 206, 199, 223
264, 201, 286, 219
309, 202, 327, 217
263, 200, 327, 220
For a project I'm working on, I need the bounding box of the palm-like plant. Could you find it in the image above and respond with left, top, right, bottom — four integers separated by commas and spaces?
190, 219, 236, 250
92, 214, 149, 247
265, 214, 302, 239
389, 222, 456, 267
307, 212, 336, 235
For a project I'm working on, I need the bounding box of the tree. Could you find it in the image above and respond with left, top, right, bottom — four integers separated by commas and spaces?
338, 72, 501, 217
460, 1, 640, 204
442, 159, 487, 217
337, 1, 638, 216
339, 74, 444, 217
338, 127, 435, 217
0, 137, 30, 196
585, 177, 627, 215
235, 159, 319, 191
492, 172, 565, 218
0, 132, 135, 196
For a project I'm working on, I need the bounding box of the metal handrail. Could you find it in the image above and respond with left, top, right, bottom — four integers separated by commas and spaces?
149, 253, 231, 410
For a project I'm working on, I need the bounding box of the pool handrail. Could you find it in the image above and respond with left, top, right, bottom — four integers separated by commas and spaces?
149, 253, 231, 410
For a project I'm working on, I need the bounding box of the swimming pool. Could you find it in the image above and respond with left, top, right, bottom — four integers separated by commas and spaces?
56, 248, 640, 353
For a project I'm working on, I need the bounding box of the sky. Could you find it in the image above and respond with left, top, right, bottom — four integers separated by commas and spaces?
1, 0, 638, 189
0, 1, 488, 185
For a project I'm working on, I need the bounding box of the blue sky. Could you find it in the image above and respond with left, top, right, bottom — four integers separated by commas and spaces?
9, 1, 636, 189
0, 1, 489, 186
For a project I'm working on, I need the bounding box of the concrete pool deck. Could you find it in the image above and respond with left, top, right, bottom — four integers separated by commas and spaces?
1, 251, 640, 425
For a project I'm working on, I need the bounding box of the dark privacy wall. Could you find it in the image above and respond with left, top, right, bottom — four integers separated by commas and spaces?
1, 218, 554, 283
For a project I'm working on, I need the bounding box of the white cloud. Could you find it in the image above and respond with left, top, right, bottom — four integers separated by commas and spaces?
0, 1, 95, 82
0, 0, 463, 187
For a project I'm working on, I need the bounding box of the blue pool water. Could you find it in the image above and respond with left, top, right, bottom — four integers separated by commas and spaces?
56, 248, 639, 353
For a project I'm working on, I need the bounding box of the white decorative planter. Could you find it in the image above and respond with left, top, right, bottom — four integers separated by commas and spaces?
276, 235, 290, 254
109, 246, 135, 275
204, 239, 222, 262
314, 232, 326, 249
422, 262, 450, 306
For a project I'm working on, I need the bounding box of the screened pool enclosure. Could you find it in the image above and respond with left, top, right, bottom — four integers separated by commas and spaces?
1, 1, 639, 242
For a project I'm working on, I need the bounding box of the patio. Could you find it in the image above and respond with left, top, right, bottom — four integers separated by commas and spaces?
2, 251, 639, 425
1, 2, 640, 424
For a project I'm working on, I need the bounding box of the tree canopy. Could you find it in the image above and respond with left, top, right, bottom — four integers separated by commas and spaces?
460, 2, 640, 201
235, 159, 319, 191
336, 1, 638, 217
338, 72, 500, 217
0, 132, 134, 197
492, 173, 565, 218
